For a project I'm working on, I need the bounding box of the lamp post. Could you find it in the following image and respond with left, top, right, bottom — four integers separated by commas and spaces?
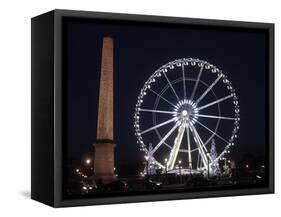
207, 154, 210, 180
189, 162, 192, 181
146, 161, 149, 177
178, 160, 182, 184
164, 158, 168, 184
84, 158, 92, 178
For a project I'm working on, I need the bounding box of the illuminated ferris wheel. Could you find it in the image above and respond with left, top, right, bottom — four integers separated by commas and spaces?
134, 58, 240, 175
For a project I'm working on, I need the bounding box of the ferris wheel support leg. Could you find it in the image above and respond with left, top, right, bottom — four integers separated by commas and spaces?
167, 124, 185, 170
197, 152, 200, 170
192, 124, 208, 153
186, 125, 193, 170
190, 125, 208, 169
151, 123, 179, 154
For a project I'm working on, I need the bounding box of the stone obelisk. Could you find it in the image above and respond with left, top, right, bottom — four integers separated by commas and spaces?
93, 37, 116, 183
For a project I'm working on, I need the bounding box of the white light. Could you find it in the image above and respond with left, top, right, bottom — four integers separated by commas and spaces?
85, 159, 91, 165
182, 110, 188, 116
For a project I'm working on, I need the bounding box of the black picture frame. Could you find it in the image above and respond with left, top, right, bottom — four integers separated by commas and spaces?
31, 9, 274, 207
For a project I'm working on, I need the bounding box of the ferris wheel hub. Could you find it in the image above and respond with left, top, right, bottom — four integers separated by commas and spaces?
174, 99, 198, 125
182, 110, 188, 116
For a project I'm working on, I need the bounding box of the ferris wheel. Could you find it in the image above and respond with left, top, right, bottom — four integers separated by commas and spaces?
134, 58, 240, 175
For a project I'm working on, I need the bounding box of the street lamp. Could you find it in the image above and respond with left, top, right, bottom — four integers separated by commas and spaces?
85, 158, 91, 165
178, 160, 182, 184
178, 160, 182, 175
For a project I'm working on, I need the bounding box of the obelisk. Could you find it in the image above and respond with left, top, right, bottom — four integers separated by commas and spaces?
93, 37, 116, 183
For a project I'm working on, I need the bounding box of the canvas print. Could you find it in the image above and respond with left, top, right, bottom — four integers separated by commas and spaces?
63, 18, 269, 199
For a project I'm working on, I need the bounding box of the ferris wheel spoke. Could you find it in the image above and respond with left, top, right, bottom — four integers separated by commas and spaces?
167, 124, 185, 170
148, 88, 177, 107
195, 119, 229, 144
182, 65, 187, 100
195, 114, 236, 120
163, 72, 180, 102
190, 64, 204, 101
139, 108, 177, 115
140, 117, 177, 135
197, 94, 233, 111
204, 134, 216, 148
151, 123, 179, 154
195, 75, 222, 105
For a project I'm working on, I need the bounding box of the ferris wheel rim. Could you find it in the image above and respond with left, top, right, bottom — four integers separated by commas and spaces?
134, 58, 240, 170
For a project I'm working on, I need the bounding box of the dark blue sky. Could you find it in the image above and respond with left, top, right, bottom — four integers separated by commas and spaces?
63, 18, 268, 165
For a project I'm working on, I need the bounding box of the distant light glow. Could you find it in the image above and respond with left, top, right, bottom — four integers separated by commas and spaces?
85, 158, 91, 165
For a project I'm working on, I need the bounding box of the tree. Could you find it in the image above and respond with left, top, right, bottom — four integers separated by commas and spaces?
210, 139, 221, 176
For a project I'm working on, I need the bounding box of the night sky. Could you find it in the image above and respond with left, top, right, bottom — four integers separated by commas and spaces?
63, 18, 268, 167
